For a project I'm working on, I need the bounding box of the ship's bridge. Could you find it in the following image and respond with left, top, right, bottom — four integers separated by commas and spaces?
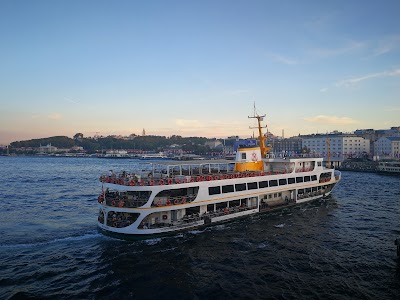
234, 147, 264, 172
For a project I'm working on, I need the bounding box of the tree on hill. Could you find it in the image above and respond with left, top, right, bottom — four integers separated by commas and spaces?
11, 136, 75, 148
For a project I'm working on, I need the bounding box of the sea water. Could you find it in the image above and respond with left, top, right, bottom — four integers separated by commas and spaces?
0, 156, 399, 299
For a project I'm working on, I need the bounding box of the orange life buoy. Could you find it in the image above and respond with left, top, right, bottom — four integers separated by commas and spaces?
159, 179, 164, 185
118, 200, 125, 207
190, 177, 194, 182
175, 178, 180, 184
156, 200, 162, 207
149, 180, 155, 186
139, 181, 145, 186
166, 199, 171, 206
214, 176, 219, 180
174, 199, 180, 205
129, 180, 135, 186
167, 179, 173, 185
196, 176, 201, 182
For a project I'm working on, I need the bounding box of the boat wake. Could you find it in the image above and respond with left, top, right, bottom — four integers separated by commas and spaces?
0, 231, 105, 249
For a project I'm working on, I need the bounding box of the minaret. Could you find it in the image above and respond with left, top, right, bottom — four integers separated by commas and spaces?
142, 128, 146, 136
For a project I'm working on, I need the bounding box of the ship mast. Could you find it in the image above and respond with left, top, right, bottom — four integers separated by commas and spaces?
248, 104, 268, 158
326, 138, 331, 168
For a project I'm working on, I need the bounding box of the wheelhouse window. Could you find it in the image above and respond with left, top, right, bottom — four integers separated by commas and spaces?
304, 176, 311, 182
296, 177, 304, 183
247, 182, 258, 190
259, 181, 268, 188
241, 153, 246, 159
311, 175, 317, 181
209, 186, 221, 195
235, 183, 246, 191
222, 185, 234, 193
288, 178, 295, 184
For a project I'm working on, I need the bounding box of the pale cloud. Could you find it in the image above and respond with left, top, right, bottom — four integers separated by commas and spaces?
336, 69, 400, 87
304, 115, 358, 125
268, 53, 299, 65
373, 35, 400, 57
48, 113, 63, 120
175, 119, 202, 127
312, 40, 365, 57
320, 88, 328, 92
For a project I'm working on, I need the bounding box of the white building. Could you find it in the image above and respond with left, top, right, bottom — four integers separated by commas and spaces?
301, 134, 370, 159
374, 136, 400, 159
38, 143, 58, 153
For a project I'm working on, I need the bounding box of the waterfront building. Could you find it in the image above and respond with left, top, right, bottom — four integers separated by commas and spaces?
269, 137, 303, 157
38, 143, 58, 153
374, 136, 400, 159
300, 134, 370, 166
354, 126, 400, 155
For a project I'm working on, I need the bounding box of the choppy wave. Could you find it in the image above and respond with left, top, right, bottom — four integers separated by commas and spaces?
1, 157, 400, 299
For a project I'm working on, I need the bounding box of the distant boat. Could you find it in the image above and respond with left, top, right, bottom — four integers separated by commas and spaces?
377, 161, 400, 175
98, 150, 131, 159
140, 152, 169, 160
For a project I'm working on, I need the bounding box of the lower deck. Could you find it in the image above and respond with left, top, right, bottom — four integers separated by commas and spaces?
97, 182, 336, 235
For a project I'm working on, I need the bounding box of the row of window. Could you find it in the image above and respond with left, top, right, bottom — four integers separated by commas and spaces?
208, 175, 318, 195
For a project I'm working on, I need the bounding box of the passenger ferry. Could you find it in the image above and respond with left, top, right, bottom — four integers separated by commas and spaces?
97, 113, 342, 236
377, 161, 400, 175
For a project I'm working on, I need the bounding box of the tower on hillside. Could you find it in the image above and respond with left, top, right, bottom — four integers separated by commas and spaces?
142, 128, 146, 136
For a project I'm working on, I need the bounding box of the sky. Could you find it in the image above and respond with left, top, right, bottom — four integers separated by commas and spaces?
1, 0, 400, 145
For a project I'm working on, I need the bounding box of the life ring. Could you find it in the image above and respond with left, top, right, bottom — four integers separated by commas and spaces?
149, 180, 155, 186
139, 181, 145, 186
276, 171, 279, 175
118, 200, 125, 207
245, 173, 250, 177
156, 200, 162, 207
190, 177, 194, 182
260, 172, 265, 176
220, 175, 225, 180
175, 178, 180, 184
214, 176, 219, 180
111, 200, 116, 206
167, 179, 173, 185
162, 215, 168, 220
239, 173, 243, 178
196, 176, 201, 182
235, 174, 239, 178
129, 180, 135, 186
166, 200, 171, 206
159, 179, 164, 185
174, 199, 180, 205
230, 174, 234, 179
200, 176, 205, 181
181, 197, 187, 204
